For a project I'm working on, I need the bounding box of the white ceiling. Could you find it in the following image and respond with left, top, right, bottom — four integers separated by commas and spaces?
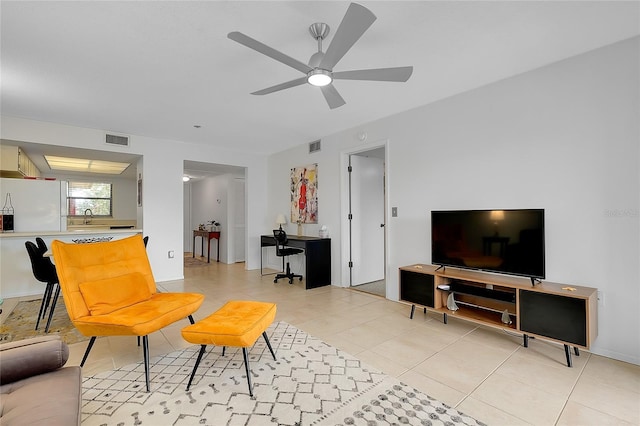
2, 1, 639, 161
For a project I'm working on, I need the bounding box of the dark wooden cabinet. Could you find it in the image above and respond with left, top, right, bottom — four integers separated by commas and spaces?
400, 269, 434, 308
519, 290, 588, 347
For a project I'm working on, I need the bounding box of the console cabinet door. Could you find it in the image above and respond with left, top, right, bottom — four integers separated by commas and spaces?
400, 270, 434, 308
519, 290, 587, 347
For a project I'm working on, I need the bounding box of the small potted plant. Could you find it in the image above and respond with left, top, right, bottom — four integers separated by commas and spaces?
208, 220, 221, 232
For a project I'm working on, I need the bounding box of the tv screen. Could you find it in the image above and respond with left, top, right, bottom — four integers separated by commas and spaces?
431, 209, 545, 279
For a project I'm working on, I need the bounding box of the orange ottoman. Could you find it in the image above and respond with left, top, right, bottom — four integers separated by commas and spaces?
181, 300, 277, 396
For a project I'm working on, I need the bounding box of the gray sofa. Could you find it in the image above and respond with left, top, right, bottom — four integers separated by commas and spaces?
0, 335, 82, 425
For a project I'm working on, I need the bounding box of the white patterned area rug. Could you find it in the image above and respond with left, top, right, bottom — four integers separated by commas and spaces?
82, 322, 484, 426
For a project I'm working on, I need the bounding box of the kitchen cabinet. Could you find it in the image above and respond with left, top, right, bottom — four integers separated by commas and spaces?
1, 145, 40, 178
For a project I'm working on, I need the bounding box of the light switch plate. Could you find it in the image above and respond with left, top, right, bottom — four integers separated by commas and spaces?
392, 207, 398, 217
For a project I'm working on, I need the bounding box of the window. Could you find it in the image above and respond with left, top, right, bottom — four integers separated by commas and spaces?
68, 182, 112, 217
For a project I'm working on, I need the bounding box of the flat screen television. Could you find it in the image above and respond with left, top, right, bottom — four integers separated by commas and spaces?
431, 209, 545, 279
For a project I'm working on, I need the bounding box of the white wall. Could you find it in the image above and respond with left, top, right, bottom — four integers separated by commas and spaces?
266, 37, 639, 364
0, 116, 269, 282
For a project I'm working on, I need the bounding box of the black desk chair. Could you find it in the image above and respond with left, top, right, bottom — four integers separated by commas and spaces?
25, 238, 60, 333
273, 229, 303, 284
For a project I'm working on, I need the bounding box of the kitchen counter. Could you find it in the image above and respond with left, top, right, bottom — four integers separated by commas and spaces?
1, 229, 143, 298
0, 228, 142, 238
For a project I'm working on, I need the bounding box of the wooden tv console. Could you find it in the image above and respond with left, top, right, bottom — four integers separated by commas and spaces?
399, 264, 598, 367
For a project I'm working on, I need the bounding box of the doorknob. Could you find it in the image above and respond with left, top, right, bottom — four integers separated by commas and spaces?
380, 224, 385, 227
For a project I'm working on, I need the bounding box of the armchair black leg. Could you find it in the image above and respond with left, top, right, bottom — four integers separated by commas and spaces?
143, 335, 150, 392
80, 336, 97, 367
44, 285, 61, 333
188, 315, 195, 324
186, 345, 207, 391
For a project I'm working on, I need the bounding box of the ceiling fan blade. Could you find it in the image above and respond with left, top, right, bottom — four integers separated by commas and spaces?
320, 84, 346, 109
333, 66, 413, 82
228, 31, 313, 74
251, 77, 308, 95
319, 3, 376, 71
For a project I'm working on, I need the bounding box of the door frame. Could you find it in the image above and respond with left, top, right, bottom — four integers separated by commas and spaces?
340, 139, 389, 290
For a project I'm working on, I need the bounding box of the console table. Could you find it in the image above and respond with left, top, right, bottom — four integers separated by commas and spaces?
193, 230, 220, 263
261, 235, 331, 289
399, 264, 597, 368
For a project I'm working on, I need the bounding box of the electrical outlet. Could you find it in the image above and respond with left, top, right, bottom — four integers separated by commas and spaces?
597, 290, 605, 307
168, 250, 175, 259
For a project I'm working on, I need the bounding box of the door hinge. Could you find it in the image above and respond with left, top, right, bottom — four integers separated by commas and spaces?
348, 261, 353, 268
348, 213, 353, 220
347, 165, 352, 173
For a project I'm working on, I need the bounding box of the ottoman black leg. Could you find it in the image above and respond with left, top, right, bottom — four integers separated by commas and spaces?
263, 331, 277, 360
186, 345, 207, 391
242, 347, 253, 397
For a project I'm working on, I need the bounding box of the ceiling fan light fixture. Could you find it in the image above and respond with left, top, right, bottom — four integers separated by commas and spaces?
307, 69, 332, 87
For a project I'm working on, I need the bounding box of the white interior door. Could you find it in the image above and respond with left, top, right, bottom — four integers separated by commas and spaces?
183, 182, 192, 253
350, 155, 385, 285
233, 178, 246, 262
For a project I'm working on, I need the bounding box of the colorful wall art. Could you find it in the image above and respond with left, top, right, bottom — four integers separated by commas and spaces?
291, 164, 318, 224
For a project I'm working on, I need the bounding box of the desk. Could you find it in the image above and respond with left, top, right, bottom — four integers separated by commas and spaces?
261, 235, 331, 289
193, 230, 220, 263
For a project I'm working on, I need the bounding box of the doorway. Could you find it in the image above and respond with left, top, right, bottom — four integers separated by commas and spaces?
183, 161, 247, 264
346, 146, 386, 297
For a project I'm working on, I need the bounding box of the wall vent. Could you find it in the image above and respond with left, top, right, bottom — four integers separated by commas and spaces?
309, 139, 321, 153
105, 133, 130, 147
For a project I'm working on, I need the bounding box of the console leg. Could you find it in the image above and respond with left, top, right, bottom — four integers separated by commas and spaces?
409, 304, 415, 319
564, 344, 573, 367
574, 347, 580, 356
523, 334, 529, 348
443, 312, 448, 324
424, 307, 427, 314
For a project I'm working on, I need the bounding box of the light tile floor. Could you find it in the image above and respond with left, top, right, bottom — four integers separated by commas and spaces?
3, 260, 639, 425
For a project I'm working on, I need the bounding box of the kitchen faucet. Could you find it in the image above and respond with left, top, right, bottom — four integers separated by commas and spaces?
83, 209, 93, 225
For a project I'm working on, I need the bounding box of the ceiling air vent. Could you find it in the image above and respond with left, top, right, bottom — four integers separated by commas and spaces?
309, 140, 321, 154
105, 133, 130, 147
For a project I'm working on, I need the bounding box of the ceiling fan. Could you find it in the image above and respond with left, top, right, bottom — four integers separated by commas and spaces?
228, 2, 413, 109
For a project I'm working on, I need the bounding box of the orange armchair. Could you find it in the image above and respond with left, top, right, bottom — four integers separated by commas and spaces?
51, 234, 204, 391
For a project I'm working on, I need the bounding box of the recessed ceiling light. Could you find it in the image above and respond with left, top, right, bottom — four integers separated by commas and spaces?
44, 155, 130, 174
183, 176, 191, 182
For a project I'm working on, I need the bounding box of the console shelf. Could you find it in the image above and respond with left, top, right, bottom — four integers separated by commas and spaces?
399, 264, 598, 367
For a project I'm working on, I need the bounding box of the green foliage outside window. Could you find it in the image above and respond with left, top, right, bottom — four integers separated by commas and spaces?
68, 182, 112, 216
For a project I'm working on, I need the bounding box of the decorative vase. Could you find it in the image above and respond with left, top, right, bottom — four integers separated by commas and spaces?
501, 309, 512, 325
446, 293, 459, 311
